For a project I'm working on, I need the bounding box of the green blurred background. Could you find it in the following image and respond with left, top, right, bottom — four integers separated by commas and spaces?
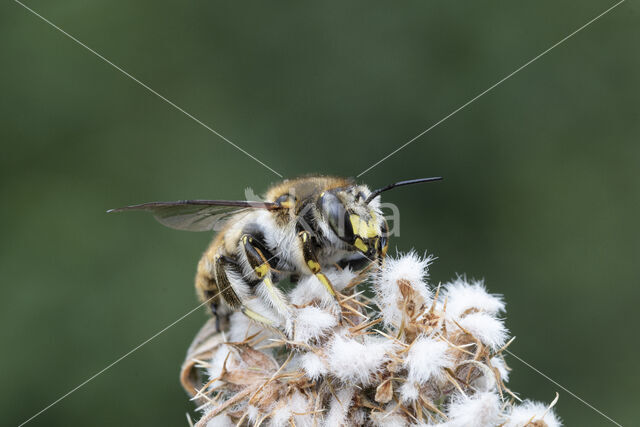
2, 1, 638, 425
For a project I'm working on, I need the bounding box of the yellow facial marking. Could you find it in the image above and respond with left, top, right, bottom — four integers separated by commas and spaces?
349, 214, 378, 239
316, 273, 336, 296
354, 237, 368, 252
349, 215, 361, 235
367, 219, 378, 237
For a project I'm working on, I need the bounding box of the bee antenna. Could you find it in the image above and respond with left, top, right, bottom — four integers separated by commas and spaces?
365, 177, 443, 204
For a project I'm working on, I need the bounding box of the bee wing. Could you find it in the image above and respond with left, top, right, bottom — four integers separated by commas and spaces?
108, 200, 279, 232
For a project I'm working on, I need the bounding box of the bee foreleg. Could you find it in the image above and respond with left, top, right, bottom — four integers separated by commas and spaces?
297, 230, 343, 322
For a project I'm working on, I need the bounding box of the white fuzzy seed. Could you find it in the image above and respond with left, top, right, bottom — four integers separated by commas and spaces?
443, 278, 505, 320
374, 252, 433, 327
293, 306, 337, 344
457, 312, 508, 350
445, 391, 504, 427
504, 400, 562, 427
327, 334, 395, 385
404, 335, 454, 384
299, 351, 328, 380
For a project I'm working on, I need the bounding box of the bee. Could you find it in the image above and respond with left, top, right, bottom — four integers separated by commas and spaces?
109, 175, 441, 335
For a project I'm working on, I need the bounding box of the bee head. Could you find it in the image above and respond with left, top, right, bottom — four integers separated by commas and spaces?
317, 177, 442, 259
317, 186, 383, 259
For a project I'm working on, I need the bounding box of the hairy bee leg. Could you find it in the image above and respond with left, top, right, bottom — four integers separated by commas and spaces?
203, 290, 223, 331
298, 231, 343, 321
376, 218, 390, 267
240, 306, 278, 326
214, 254, 277, 329
241, 234, 294, 335
213, 255, 242, 310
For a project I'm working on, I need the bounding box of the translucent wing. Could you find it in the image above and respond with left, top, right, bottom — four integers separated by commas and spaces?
108, 200, 279, 232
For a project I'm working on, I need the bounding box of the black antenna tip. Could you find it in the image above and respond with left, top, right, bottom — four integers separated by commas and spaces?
365, 176, 443, 204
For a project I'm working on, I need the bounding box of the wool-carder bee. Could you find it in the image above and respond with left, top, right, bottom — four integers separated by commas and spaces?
109, 175, 441, 335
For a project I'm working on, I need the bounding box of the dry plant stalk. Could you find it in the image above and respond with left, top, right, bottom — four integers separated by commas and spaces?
181, 252, 562, 427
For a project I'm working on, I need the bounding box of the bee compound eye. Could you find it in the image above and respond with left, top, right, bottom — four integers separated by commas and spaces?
318, 192, 354, 242
275, 193, 296, 209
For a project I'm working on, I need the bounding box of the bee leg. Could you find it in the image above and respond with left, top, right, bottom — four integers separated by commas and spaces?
377, 218, 390, 266
297, 231, 343, 321
203, 290, 223, 331
213, 255, 242, 310
241, 234, 293, 334
214, 254, 278, 330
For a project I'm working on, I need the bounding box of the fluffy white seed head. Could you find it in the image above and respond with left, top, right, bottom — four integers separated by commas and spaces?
270, 403, 292, 427
491, 355, 510, 383
404, 335, 454, 384
443, 278, 505, 320
288, 276, 334, 309
206, 345, 231, 390
445, 391, 504, 427
398, 381, 420, 403
227, 311, 277, 343
374, 252, 433, 327
327, 333, 395, 385
505, 400, 562, 427
299, 351, 328, 380
246, 405, 260, 424
288, 391, 314, 427
324, 387, 355, 427
324, 266, 359, 292
457, 312, 508, 350
293, 306, 337, 344
204, 414, 234, 427
369, 405, 407, 427
289, 267, 358, 309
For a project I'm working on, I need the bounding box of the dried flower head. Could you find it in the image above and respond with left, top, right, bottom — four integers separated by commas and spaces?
181, 252, 561, 426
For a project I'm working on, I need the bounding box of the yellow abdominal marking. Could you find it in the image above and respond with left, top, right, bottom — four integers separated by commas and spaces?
316, 273, 336, 296
354, 237, 368, 252
349, 214, 378, 239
